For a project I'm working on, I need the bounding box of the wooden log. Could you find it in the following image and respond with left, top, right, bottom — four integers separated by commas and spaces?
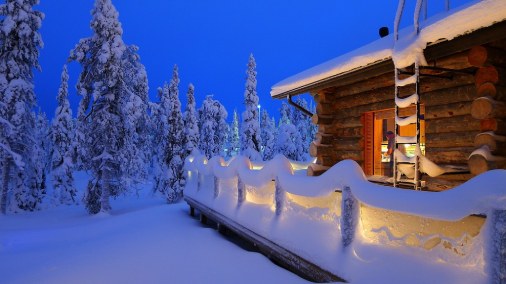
423, 84, 477, 107
334, 137, 363, 151
312, 113, 334, 125
425, 147, 475, 164
316, 102, 335, 115
468, 154, 506, 175
315, 133, 334, 145
318, 118, 363, 134
425, 115, 481, 134
481, 118, 506, 135
336, 126, 363, 138
313, 92, 331, 104
476, 82, 506, 100
474, 132, 506, 155
336, 116, 363, 128
475, 66, 504, 87
425, 131, 479, 148
424, 177, 466, 192
318, 156, 338, 167
430, 50, 474, 70
471, 97, 506, 119
309, 142, 335, 157
331, 73, 475, 110
307, 164, 330, 177
324, 72, 394, 99
468, 45, 506, 67
425, 101, 472, 119
335, 150, 363, 162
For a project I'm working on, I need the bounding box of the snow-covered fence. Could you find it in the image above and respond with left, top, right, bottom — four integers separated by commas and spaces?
184, 152, 506, 282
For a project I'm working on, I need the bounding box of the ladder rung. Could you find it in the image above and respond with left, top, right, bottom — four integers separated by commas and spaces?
396, 114, 417, 126
395, 149, 416, 163
396, 74, 417, 87
395, 93, 419, 108
396, 135, 417, 144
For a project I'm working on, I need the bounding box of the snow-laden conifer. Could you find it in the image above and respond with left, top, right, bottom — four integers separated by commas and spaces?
69, 0, 130, 214
183, 83, 199, 158
199, 95, 228, 159
228, 110, 240, 158
152, 66, 185, 203
276, 103, 303, 161
0, 0, 44, 214
51, 65, 76, 205
240, 54, 261, 161
260, 110, 276, 161
291, 98, 313, 161
118, 45, 150, 187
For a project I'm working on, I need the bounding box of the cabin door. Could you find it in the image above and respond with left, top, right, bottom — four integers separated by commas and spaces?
363, 108, 425, 177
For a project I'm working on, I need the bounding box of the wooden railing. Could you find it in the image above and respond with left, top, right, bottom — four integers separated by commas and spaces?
184, 152, 506, 282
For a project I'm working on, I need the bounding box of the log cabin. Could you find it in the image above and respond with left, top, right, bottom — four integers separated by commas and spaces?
271, 0, 506, 191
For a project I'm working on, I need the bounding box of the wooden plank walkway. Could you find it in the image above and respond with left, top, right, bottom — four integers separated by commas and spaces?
184, 196, 346, 283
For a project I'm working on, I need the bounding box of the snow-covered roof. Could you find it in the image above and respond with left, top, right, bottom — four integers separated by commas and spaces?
271, 0, 506, 98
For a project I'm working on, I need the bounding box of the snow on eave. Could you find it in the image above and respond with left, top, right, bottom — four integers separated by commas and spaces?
270, 36, 393, 98
271, 0, 506, 98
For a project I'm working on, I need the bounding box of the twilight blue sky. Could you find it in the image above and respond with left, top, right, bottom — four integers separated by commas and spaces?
34, 0, 471, 120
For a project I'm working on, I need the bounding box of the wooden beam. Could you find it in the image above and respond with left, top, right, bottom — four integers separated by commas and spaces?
425, 131, 479, 148
426, 147, 476, 164
425, 115, 481, 134
425, 101, 472, 119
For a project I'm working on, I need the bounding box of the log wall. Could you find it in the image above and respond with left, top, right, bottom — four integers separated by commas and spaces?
308, 41, 506, 190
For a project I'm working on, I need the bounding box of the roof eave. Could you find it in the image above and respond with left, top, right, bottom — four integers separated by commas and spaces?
273, 20, 506, 100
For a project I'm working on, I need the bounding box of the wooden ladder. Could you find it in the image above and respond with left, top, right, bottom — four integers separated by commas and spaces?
393, 65, 422, 190
392, 0, 424, 190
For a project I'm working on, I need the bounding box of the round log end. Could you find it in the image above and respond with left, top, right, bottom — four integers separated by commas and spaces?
309, 142, 318, 157
468, 154, 490, 175
468, 46, 487, 67
477, 82, 497, 98
475, 66, 499, 87
471, 98, 493, 119
474, 133, 498, 151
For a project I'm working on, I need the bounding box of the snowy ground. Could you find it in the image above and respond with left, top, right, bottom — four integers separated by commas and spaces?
0, 174, 308, 284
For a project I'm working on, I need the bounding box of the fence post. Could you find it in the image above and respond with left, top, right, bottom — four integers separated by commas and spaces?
275, 177, 285, 216
488, 209, 506, 283
197, 172, 203, 191
214, 176, 220, 198
341, 186, 359, 249
237, 176, 245, 205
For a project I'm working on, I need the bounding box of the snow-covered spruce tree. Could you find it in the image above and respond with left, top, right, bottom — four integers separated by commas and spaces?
228, 109, 240, 158
276, 102, 303, 161
291, 97, 313, 161
240, 54, 262, 161
30, 111, 51, 205
0, 0, 44, 214
118, 45, 150, 188
152, 66, 185, 203
198, 95, 228, 159
260, 110, 276, 161
151, 86, 167, 195
183, 83, 199, 158
164, 66, 185, 203
51, 65, 76, 205
69, 0, 131, 214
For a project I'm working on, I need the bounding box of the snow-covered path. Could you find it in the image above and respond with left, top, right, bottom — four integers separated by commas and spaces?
0, 195, 308, 284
